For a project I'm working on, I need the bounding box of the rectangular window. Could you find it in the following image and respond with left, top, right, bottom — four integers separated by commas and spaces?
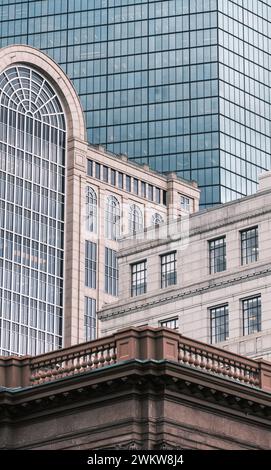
118, 172, 123, 189
95, 163, 101, 180
131, 260, 147, 297
210, 305, 229, 344
103, 166, 108, 183
105, 247, 118, 296
148, 184, 153, 201
163, 190, 167, 206
241, 227, 259, 265
180, 195, 191, 212
161, 252, 177, 288
126, 175, 131, 192
209, 237, 226, 274
160, 317, 179, 330
243, 296, 261, 336
141, 181, 146, 198
84, 297, 96, 341
155, 187, 161, 204
87, 160, 93, 177
111, 169, 116, 186
133, 178, 139, 195
85, 241, 97, 289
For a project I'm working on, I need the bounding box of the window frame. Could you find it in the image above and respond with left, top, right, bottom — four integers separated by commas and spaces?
242, 295, 261, 336
240, 226, 259, 266
160, 251, 177, 288
131, 260, 147, 297
160, 317, 179, 330
209, 236, 226, 274
210, 304, 229, 344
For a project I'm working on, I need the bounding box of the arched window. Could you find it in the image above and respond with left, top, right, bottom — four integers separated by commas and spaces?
129, 204, 143, 234
105, 195, 120, 240
86, 186, 97, 233
152, 213, 164, 226
0, 65, 66, 356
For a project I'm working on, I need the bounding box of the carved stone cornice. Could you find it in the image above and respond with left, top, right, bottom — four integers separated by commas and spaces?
99, 263, 271, 319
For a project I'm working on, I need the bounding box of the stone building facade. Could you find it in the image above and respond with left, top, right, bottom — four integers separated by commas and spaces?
0, 45, 200, 356
99, 171, 271, 361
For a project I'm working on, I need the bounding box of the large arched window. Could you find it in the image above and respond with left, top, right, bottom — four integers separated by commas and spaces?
0, 66, 66, 356
152, 213, 164, 226
86, 186, 97, 233
129, 204, 144, 234
105, 195, 120, 240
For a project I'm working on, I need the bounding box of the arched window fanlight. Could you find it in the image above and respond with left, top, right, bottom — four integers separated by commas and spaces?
129, 204, 143, 234
105, 195, 121, 240
152, 213, 164, 226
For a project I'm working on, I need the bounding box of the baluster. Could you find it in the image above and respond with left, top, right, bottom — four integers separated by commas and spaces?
111, 345, 117, 364
93, 348, 99, 369
99, 348, 105, 368
105, 346, 112, 366
183, 346, 189, 364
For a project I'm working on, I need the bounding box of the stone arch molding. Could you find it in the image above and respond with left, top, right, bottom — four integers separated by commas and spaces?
0, 45, 86, 142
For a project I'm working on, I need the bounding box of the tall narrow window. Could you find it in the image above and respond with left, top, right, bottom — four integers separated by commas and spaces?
105, 195, 120, 240
0, 65, 66, 356
180, 195, 191, 212
131, 260, 147, 297
85, 241, 97, 289
105, 247, 118, 296
103, 165, 108, 182
95, 162, 101, 179
129, 204, 143, 234
243, 296, 261, 336
161, 252, 177, 288
241, 227, 259, 265
126, 175, 131, 192
86, 186, 97, 233
210, 305, 229, 344
84, 297, 96, 341
118, 172, 123, 189
209, 237, 226, 274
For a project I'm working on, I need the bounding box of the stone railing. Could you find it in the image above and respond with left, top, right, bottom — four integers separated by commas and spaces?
0, 327, 271, 392
29, 337, 117, 385
178, 336, 260, 387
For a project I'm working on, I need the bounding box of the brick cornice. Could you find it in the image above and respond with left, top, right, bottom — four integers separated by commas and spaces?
0, 361, 270, 428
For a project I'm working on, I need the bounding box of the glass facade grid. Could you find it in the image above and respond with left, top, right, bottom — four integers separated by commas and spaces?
209, 236, 226, 274
241, 226, 259, 265
210, 304, 229, 344
131, 260, 146, 297
105, 247, 118, 296
161, 251, 177, 288
0, 0, 271, 206
2, 1, 270, 206
243, 295, 261, 336
0, 64, 65, 356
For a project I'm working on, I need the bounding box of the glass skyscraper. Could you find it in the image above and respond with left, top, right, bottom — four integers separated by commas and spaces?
0, 0, 271, 207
